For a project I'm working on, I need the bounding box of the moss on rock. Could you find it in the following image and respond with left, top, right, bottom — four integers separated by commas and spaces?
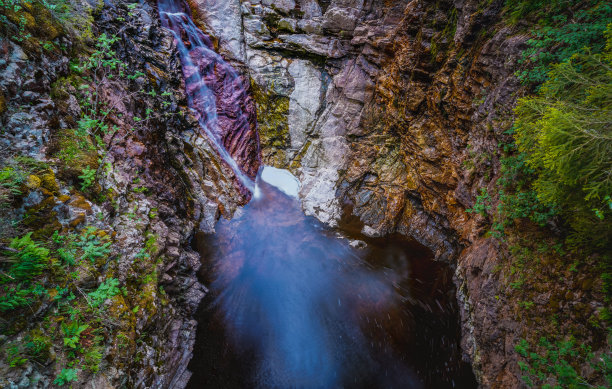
250, 79, 290, 165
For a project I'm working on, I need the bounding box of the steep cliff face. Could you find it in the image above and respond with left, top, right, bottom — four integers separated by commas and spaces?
0, 1, 248, 387
1, 0, 607, 388
188, 0, 608, 387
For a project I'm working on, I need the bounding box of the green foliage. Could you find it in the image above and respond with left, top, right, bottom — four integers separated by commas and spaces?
0, 157, 48, 207
0, 166, 24, 202
466, 187, 492, 217
61, 321, 88, 349
4, 232, 49, 280
0, 287, 30, 311
78, 166, 96, 190
1, 0, 96, 42
83, 339, 104, 373
506, 1, 612, 86
53, 368, 78, 386
57, 247, 76, 266
76, 228, 111, 263
0, 0, 29, 13
497, 187, 557, 228
515, 337, 611, 388
6, 344, 28, 367
23, 332, 51, 361
77, 33, 122, 74
144, 232, 158, 255
513, 25, 612, 250
87, 277, 119, 308
0, 0, 33, 41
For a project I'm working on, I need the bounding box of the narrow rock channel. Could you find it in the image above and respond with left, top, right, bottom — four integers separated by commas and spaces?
189, 173, 477, 388
158, 1, 477, 387
2, 0, 607, 387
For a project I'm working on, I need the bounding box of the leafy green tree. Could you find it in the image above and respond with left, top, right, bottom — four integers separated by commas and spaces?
513, 25, 612, 250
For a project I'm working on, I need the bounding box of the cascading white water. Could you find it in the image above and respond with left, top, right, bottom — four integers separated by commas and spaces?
158, 0, 257, 192
160, 1, 476, 388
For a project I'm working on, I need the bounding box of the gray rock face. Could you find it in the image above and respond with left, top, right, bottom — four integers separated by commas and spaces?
287, 59, 322, 150
189, 0, 246, 62
0, 42, 66, 157
300, 0, 322, 18
297, 56, 376, 225
262, 0, 296, 14
322, 0, 365, 33
191, 0, 406, 227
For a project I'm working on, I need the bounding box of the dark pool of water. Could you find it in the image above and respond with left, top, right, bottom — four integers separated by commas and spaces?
187, 180, 477, 389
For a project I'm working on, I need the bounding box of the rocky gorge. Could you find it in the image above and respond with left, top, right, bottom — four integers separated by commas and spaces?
0, 0, 610, 388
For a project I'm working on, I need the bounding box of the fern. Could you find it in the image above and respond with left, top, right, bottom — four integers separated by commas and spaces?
76, 229, 111, 263
88, 278, 120, 308
5, 233, 49, 281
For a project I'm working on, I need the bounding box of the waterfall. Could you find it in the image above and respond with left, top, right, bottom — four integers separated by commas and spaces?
158, 2, 470, 388
158, 0, 260, 193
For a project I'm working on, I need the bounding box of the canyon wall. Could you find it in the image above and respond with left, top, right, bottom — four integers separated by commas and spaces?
1, 0, 607, 388
0, 1, 248, 386
190, 0, 533, 386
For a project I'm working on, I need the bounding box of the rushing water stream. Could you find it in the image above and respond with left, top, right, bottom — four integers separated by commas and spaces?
158, 1, 477, 387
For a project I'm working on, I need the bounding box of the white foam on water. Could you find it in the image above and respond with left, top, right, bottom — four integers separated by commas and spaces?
260, 166, 300, 198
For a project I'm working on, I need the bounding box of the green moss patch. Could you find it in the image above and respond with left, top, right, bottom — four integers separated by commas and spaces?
250, 79, 291, 165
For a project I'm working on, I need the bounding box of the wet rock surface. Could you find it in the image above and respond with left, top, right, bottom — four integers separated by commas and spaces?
189, 179, 476, 388
187, 0, 540, 387
0, 0, 249, 387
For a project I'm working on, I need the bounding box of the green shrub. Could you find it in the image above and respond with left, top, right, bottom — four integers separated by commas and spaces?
506, 1, 611, 85
497, 189, 556, 227
513, 25, 612, 250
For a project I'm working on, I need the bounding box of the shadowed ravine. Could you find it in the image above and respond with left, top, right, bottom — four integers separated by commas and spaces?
158, 0, 477, 387
189, 176, 477, 388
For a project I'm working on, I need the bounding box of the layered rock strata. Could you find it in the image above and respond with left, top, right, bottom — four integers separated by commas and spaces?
190, 0, 531, 386
0, 0, 247, 386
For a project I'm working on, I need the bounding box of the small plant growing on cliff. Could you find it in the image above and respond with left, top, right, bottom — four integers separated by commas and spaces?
87, 277, 120, 308
78, 166, 96, 190
77, 229, 111, 264
515, 337, 612, 388
3, 232, 49, 280
53, 368, 78, 386
61, 321, 88, 349
466, 188, 492, 217
0, 166, 24, 201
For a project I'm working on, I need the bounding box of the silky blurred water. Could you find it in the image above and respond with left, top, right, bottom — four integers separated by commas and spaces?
192, 177, 420, 388
158, 1, 476, 386
158, 0, 257, 190
188, 174, 476, 388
